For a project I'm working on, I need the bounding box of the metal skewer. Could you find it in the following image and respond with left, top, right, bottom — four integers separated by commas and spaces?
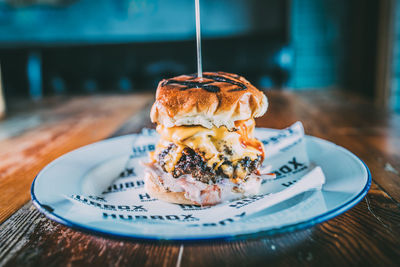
195, 0, 203, 78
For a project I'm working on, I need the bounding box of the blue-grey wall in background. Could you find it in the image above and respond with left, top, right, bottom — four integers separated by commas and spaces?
392, 0, 400, 112
0, 0, 288, 100
27, 51, 42, 100
289, 0, 350, 89
0, 0, 282, 45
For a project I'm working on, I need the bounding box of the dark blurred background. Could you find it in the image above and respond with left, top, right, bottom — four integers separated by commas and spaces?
0, 0, 399, 113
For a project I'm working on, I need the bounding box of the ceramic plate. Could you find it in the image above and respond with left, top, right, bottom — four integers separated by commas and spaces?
31, 128, 371, 241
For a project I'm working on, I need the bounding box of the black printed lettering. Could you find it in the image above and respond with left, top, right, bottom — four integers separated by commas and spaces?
228, 195, 265, 209
219, 218, 234, 225
119, 167, 136, 178
182, 214, 195, 220
178, 204, 211, 211
119, 214, 133, 220
279, 165, 292, 174
260, 129, 298, 146
229, 202, 243, 208
89, 201, 103, 208
103, 212, 117, 219
103, 204, 116, 210
103, 180, 145, 193
282, 180, 297, 187
179, 204, 196, 209
289, 157, 304, 169
181, 214, 199, 221
166, 215, 180, 220
113, 184, 123, 191
130, 144, 155, 158
88, 196, 106, 202
132, 205, 147, 212
74, 195, 88, 202
139, 193, 151, 200
235, 212, 246, 218
203, 223, 217, 227
125, 182, 135, 188
270, 137, 278, 143
271, 157, 307, 179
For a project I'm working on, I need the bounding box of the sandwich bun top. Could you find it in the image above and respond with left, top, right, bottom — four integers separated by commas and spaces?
150, 71, 268, 130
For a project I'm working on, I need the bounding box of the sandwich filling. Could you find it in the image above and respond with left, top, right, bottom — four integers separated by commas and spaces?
146, 72, 268, 205
150, 119, 264, 184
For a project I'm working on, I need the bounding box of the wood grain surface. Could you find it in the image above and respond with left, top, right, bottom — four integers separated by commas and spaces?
0, 90, 399, 266
0, 94, 153, 223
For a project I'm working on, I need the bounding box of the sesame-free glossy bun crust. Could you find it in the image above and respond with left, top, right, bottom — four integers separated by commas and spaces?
150, 72, 268, 129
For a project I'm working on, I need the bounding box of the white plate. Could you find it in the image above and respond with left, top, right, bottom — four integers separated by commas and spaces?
31, 129, 371, 241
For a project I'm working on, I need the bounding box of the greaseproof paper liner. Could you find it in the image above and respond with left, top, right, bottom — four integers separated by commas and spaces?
68, 122, 326, 226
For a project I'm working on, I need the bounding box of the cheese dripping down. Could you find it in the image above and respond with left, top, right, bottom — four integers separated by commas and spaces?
151, 119, 264, 180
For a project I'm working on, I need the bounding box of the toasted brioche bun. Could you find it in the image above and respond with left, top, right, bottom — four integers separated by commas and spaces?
150, 71, 268, 130
144, 171, 197, 205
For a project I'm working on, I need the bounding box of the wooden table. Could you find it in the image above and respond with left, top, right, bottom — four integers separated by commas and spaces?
0, 90, 399, 266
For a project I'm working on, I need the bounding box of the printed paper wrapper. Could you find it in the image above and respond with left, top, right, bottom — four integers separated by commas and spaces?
68, 122, 326, 226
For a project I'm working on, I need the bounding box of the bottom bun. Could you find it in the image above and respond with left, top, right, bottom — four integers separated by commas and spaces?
144, 171, 197, 205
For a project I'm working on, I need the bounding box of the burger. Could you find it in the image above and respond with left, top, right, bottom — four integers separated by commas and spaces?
144, 71, 268, 205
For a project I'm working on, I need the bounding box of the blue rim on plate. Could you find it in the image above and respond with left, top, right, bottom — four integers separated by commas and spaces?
30, 135, 372, 242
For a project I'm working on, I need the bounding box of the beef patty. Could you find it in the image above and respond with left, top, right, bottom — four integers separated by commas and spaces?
158, 144, 261, 183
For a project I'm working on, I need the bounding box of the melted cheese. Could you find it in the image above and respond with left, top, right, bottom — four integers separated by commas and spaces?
154, 119, 264, 176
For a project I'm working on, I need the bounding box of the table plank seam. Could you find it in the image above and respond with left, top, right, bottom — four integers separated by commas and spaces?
176, 244, 184, 267
365, 196, 394, 235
